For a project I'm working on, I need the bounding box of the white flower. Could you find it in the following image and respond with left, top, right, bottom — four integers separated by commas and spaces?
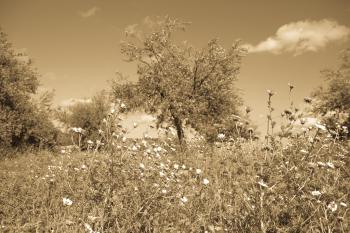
161, 189, 167, 194
340, 202, 347, 207
182, 164, 186, 169
131, 145, 138, 151
180, 196, 188, 203
311, 190, 322, 196
203, 178, 210, 185
159, 171, 165, 177
120, 103, 126, 109
139, 163, 145, 169
257, 180, 268, 188
217, 133, 225, 140
315, 123, 327, 131
300, 149, 308, 154
173, 164, 179, 169
84, 223, 100, 233
317, 162, 326, 167
326, 162, 335, 169
87, 140, 93, 144
327, 201, 337, 212
60, 149, 66, 154
122, 137, 127, 143
63, 197, 73, 206
196, 169, 202, 175
81, 164, 87, 169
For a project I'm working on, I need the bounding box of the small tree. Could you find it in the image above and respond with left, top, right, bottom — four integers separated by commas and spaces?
311, 48, 350, 139
55, 91, 111, 146
119, 16, 245, 144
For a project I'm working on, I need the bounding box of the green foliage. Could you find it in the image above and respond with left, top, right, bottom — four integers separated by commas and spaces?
0, 30, 57, 150
312, 48, 350, 139
119, 16, 246, 144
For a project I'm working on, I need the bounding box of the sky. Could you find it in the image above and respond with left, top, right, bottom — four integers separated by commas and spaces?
1, 0, 350, 135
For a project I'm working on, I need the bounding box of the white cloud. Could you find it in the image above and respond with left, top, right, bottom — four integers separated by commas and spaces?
79, 6, 99, 18
60, 98, 92, 107
244, 19, 350, 55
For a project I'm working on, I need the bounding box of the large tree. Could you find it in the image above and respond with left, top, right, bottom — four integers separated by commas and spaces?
119, 16, 246, 144
311, 48, 350, 139
0, 29, 57, 149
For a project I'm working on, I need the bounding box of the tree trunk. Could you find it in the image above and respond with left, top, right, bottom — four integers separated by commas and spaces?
169, 105, 185, 145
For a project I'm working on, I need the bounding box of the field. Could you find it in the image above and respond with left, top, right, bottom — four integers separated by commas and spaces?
1, 135, 349, 233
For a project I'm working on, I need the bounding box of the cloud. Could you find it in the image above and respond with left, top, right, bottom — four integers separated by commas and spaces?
60, 98, 92, 107
244, 19, 350, 55
79, 6, 99, 18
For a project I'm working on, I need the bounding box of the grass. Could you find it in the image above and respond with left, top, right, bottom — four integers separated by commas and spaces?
0, 135, 349, 233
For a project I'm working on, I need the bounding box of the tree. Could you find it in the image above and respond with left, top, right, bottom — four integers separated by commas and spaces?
0, 29, 57, 150
55, 91, 111, 146
119, 16, 246, 144
311, 48, 350, 139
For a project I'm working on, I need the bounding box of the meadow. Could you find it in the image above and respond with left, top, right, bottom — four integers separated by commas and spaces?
1, 127, 349, 233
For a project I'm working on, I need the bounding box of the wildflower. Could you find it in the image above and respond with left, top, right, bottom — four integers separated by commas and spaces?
317, 162, 326, 167
217, 133, 225, 140
203, 178, 210, 185
139, 163, 145, 169
267, 89, 274, 97
315, 123, 327, 131
247, 128, 254, 134
120, 103, 126, 109
60, 149, 66, 154
288, 83, 294, 90
173, 164, 179, 169
257, 179, 268, 188
311, 190, 322, 196
159, 171, 165, 177
327, 201, 337, 212
180, 196, 188, 203
304, 97, 312, 103
196, 169, 202, 175
131, 145, 138, 151
84, 223, 100, 233
284, 109, 292, 115
81, 164, 87, 169
63, 197, 73, 206
340, 202, 347, 207
182, 164, 186, 169
161, 189, 167, 194
87, 140, 93, 144
122, 137, 127, 143
326, 162, 335, 169
102, 118, 107, 123
300, 149, 308, 154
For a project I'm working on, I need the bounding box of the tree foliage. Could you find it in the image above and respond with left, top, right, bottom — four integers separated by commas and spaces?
55, 91, 111, 145
119, 16, 246, 144
0, 29, 57, 150
311, 48, 350, 138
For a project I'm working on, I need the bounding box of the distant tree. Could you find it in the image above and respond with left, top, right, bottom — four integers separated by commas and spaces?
311, 48, 350, 139
119, 16, 246, 144
0, 29, 57, 150
55, 91, 111, 145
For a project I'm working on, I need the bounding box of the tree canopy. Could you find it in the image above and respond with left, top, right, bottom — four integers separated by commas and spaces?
0, 29, 57, 149
118, 16, 246, 144
311, 48, 350, 139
